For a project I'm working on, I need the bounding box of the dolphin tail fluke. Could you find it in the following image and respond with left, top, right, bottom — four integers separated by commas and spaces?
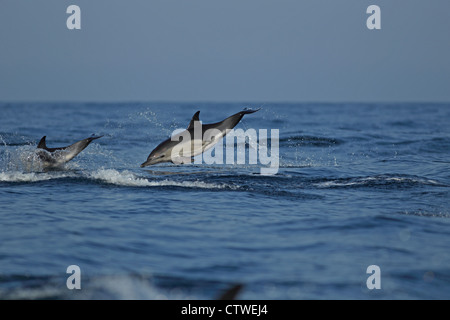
79, 135, 103, 151
241, 108, 261, 115
228, 108, 260, 125
88, 135, 104, 142
64, 135, 104, 159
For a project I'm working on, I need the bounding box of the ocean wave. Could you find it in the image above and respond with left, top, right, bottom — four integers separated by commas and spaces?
280, 135, 343, 147
0, 171, 76, 183
88, 169, 238, 189
0, 168, 238, 190
398, 210, 450, 219
0, 273, 241, 300
0, 274, 187, 300
314, 175, 444, 189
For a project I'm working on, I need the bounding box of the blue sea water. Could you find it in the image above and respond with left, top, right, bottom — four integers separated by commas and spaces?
0, 102, 449, 300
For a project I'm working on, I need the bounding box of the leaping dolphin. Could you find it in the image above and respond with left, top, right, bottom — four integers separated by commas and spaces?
36, 135, 103, 168
141, 109, 260, 167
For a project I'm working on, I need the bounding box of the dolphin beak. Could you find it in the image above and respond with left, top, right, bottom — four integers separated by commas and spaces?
140, 159, 154, 168
140, 162, 152, 168
141, 155, 164, 167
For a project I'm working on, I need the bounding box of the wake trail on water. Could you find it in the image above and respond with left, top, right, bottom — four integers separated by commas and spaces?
0, 168, 238, 190
0, 137, 239, 190
313, 175, 446, 189
88, 169, 238, 189
1, 144, 446, 191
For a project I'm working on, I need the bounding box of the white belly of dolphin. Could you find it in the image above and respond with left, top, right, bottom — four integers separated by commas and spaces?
170, 129, 225, 162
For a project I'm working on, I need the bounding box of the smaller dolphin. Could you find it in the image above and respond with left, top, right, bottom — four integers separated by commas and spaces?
141, 109, 260, 167
36, 135, 103, 168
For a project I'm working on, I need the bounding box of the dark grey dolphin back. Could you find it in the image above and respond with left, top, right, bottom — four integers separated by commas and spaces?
203, 108, 260, 132
37, 135, 103, 153
37, 136, 67, 152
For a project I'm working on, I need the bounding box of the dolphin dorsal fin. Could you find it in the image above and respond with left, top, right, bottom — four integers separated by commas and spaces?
37, 136, 47, 149
187, 111, 201, 129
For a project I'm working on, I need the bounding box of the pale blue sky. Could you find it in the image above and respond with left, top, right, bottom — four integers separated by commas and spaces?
0, 0, 449, 102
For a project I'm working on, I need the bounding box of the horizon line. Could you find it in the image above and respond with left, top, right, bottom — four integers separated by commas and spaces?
1, 99, 449, 105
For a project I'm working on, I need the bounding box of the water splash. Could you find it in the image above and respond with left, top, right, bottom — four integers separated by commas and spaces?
88, 168, 237, 189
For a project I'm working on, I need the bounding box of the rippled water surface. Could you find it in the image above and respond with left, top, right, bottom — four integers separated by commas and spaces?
0, 102, 449, 299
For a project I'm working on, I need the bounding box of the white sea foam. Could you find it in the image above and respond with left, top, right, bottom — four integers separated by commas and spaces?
0, 167, 237, 189
315, 180, 359, 188
314, 176, 442, 188
0, 274, 195, 300
0, 171, 74, 182
88, 169, 236, 189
